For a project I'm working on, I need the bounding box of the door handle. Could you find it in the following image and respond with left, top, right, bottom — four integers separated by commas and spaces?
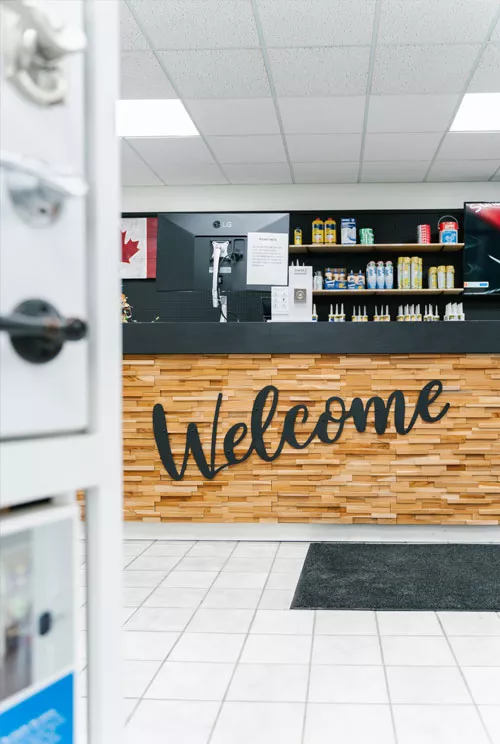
0, 151, 87, 226
1, 151, 87, 198
1, 0, 86, 106
0, 299, 87, 363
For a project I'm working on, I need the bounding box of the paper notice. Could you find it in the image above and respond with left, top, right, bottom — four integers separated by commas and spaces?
246, 232, 288, 286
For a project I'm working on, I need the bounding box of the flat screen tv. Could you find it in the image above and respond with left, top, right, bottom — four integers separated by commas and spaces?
463, 202, 500, 295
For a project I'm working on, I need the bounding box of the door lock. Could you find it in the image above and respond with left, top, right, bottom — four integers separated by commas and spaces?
1, 0, 86, 106
0, 299, 87, 363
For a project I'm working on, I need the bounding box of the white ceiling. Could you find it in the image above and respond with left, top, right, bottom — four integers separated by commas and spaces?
120, 0, 500, 186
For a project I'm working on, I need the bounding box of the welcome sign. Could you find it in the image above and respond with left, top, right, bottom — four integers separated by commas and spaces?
153, 380, 450, 481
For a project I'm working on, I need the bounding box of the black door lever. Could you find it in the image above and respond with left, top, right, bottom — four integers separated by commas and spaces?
0, 299, 87, 363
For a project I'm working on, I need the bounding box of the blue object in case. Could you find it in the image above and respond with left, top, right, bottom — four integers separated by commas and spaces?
0, 673, 74, 743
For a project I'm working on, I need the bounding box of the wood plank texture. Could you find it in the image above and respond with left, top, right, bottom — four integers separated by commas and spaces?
123, 353, 500, 525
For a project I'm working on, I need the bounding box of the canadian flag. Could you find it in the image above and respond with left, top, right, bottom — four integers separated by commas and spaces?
120, 217, 157, 278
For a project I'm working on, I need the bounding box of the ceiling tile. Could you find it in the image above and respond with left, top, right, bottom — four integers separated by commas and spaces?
293, 162, 359, 184
207, 135, 287, 163
129, 137, 216, 172
268, 47, 370, 97
256, 0, 376, 47
159, 50, 270, 98
364, 132, 442, 161
378, 0, 500, 44
278, 97, 365, 134
361, 161, 429, 183
120, 2, 148, 51
186, 99, 280, 136
128, 0, 258, 50
427, 160, 500, 181
222, 163, 292, 184
121, 140, 163, 186
468, 44, 500, 93
372, 44, 480, 94
156, 163, 228, 185
286, 134, 362, 162
367, 94, 460, 133
437, 133, 500, 160
121, 52, 177, 99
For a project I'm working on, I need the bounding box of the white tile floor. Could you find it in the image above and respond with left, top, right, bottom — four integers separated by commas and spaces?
79, 539, 500, 743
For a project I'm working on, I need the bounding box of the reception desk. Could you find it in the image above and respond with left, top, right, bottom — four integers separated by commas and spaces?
123, 322, 500, 526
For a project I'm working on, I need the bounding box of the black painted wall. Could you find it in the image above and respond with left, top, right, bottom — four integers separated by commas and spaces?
122, 209, 500, 322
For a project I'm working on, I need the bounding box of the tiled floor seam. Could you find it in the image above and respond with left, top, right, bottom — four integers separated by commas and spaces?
375, 611, 400, 744
131, 540, 239, 718
122, 540, 155, 570
123, 539, 190, 627
206, 541, 283, 743
436, 613, 495, 744
300, 610, 316, 744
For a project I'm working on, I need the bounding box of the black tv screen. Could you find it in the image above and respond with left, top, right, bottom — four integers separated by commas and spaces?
464, 202, 500, 295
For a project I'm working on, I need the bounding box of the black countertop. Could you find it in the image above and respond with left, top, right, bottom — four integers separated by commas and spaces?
123, 321, 500, 355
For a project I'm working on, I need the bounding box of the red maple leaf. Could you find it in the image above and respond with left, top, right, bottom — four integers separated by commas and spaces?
121, 231, 140, 263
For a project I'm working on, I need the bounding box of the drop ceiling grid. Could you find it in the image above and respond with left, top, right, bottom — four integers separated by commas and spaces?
422, 2, 500, 182
120, 0, 500, 186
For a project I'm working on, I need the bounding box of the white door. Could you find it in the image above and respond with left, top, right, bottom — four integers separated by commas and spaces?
0, 0, 89, 439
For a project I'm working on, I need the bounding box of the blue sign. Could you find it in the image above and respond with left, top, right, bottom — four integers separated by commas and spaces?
0, 673, 73, 743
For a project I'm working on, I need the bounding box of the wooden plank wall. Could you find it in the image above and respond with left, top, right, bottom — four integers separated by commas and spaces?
123, 354, 500, 524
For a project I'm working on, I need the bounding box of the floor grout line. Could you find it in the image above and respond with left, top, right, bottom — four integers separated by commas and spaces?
300, 610, 316, 744
129, 539, 239, 726
436, 613, 495, 744
375, 611, 400, 744
206, 540, 282, 743
115, 540, 500, 742
122, 540, 192, 628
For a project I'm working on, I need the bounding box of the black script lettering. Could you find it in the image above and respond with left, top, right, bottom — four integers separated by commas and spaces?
250, 385, 286, 462
414, 380, 450, 424
283, 405, 317, 449
315, 396, 348, 444
152, 394, 224, 481
223, 423, 251, 465
152, 380, 450, 481
349, 391, 410, 435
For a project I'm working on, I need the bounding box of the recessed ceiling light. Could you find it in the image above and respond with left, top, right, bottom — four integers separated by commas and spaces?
450, 93, 500, 132
116, 99, 199, 137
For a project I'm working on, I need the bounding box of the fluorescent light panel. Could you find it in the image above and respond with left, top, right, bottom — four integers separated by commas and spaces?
451, 93, 500, 132
116, 99, 199, 137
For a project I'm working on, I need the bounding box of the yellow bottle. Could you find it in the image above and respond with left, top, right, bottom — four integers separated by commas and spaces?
325, 218, 337, 244
294, 228, 302, 246
312, 218, 324, 244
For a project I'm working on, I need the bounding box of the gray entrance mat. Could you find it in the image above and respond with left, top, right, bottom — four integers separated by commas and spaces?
291, 542, 500, 611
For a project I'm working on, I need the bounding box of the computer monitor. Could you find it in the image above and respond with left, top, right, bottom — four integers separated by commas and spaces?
155, 212, 290, 293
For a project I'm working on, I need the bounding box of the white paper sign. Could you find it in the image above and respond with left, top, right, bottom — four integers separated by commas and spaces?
246, 232, 288, 286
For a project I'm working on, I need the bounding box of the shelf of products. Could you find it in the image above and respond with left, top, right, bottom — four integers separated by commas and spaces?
313, 288, 464, 296
289, 243, 464, 254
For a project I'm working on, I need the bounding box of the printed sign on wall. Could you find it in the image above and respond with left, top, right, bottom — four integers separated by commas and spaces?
121, 217, 157, 278
246, 231, 288, 286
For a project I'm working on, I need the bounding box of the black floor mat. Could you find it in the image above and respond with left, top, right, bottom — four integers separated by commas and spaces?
291, 542, 500, 611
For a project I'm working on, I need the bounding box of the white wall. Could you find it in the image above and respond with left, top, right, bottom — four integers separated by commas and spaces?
122, 182, 500, 213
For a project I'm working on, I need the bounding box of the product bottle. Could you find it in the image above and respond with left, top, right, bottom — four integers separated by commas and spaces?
312, 218, 324, 244
294, 228, 302, 246
312, 304, 318, 322
328, 304, 334, 322
325, 217, 337, 244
